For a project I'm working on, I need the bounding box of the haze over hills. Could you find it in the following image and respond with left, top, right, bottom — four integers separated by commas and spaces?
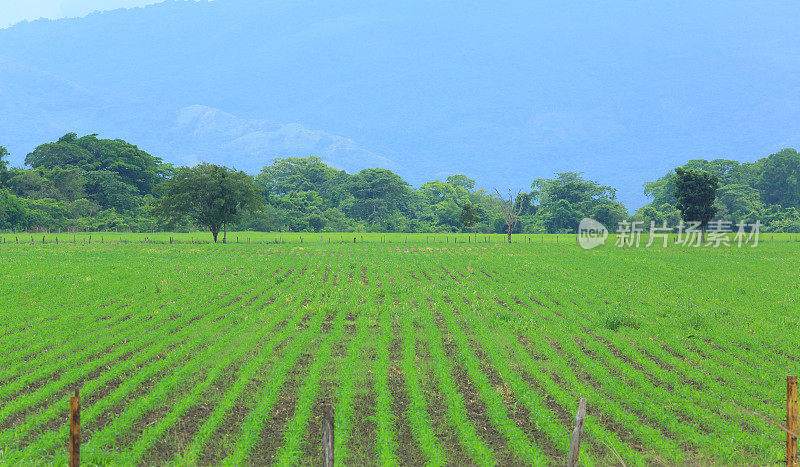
1, 0, 799, 208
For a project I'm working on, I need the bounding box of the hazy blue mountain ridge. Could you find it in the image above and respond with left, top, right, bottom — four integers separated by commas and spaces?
1, 0, 799, 208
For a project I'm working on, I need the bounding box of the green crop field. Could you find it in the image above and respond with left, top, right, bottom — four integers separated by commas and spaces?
1, 234, 798, 465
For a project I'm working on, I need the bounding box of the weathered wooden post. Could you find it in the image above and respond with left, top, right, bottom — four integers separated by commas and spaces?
322, 402, 335, 467
789, 376, 798, 467
69, 388, 80, 467
567, 397, 587, 467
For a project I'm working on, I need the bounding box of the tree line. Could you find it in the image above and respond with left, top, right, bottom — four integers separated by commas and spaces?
1, 133, 799, 240
636, 149, 800, 233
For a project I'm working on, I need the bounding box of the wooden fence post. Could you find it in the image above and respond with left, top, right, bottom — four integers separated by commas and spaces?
567, 397, 587, 467
322, 402, 335, 467
69, 388, 80, 467
789, 376, 798, 467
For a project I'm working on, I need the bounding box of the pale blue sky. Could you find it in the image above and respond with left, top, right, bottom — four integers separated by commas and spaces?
0, 0, 204, 28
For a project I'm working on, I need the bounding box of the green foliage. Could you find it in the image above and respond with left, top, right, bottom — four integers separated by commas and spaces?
0, 190, 25, 230
0, 146, 9, 187
757, 148, 800, 208
527, 172, 625, 233
156, 163, 262, 242
25, 133, 170, 194
459, 202, 480, 233
643, 150, 800, 231
674, 167, 719, 230
344, 168, 412, 225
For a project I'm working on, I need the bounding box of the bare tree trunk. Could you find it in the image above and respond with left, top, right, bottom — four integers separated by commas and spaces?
701, 225, 706, 243
495, 188, 523, 244
212, 229, 219, 243
223, 225, 227, 244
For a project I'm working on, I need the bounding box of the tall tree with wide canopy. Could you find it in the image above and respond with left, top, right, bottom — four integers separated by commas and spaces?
256, 156, 347, 201
25, 133, 171, 195
674, 167, 719, 242
757, 148, 800, 209
156, 163, 262, 243
344, 168, 412, 228
530, 172, 626, 233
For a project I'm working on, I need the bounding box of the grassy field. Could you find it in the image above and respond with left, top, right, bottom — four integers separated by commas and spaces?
0, 234, 798, 465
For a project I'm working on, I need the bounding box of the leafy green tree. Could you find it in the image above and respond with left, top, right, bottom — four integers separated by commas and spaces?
591, 200, 628, 232
25, 133, 170, 195
307, 213, 326, 232
445, 174, 476, 191
156, 163, 262, 243
45, 167, 87, 202
459, 202, 480, 235
0, 189, 25, 229
674, 167, 719, 241
7, 169, 59, 200
532, 172, 616, 208
84, 171, 140, 212
539, 199, 581, 233
715, 184, 763, 221
345, 168, 412, 227
257, 156, 347, 204
757, 148, 800, 209
419, 178, 474, 231
530, 172, 618, 233
645, 159, 747, 207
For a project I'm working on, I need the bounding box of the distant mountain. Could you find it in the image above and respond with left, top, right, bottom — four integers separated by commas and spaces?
166, 105, 400, 174
1, 0, 799, 208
